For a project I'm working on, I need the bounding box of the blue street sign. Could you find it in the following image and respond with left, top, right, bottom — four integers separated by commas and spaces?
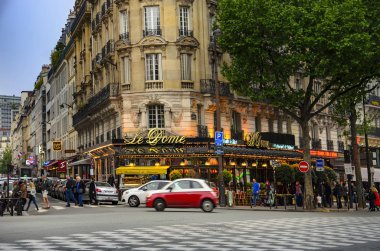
215, 131, 224, 146
316, 159, 324, 172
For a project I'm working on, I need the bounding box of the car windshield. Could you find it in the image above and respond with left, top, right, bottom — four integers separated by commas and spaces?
95, 182, 111, 187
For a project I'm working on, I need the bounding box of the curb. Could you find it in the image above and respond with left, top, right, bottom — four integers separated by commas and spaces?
216, 206, 368, 213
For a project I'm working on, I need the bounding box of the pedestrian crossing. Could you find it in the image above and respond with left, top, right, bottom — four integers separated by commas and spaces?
1, 216, 380, 250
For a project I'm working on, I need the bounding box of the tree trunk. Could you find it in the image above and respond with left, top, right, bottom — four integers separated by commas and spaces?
349, 102, 365, 208
301, 121, 314, 210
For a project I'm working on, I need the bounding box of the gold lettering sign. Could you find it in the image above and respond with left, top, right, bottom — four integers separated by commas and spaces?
124, 129, 186, 146
245, 132, 269, 148
53, 141, 62, 151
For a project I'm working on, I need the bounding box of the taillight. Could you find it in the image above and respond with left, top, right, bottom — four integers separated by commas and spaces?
96, 188, 102, 192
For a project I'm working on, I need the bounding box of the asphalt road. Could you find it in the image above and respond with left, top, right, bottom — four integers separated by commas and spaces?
1, 196, 380, 250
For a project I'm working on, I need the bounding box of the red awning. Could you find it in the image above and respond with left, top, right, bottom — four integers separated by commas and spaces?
45, 160, 67, 172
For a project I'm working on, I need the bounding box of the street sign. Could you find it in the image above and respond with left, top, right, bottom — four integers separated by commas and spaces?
215, 131, 224, 146
344, 163, 353, 175
298, 161, 309, 173
215, 146, 224, 155
316, 159, 324, 172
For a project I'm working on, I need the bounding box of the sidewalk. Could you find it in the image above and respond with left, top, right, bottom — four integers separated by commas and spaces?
218, 204, 369, 213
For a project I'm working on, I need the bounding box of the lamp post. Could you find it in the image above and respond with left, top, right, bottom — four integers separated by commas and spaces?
212, 28, 226, 207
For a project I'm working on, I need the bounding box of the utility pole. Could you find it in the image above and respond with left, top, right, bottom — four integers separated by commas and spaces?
212, 28, 226, 207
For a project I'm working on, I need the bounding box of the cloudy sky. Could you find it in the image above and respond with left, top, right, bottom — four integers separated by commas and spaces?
0, 0, 75, 96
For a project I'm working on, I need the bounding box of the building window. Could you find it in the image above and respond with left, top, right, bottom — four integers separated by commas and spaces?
145, 54, 162, 81
119, 11, 129, 40
123, 57, 130, 84
179, 6, 191, 36
144, 6, 160, 36
268, 119, 274, 132
255, 117, 261, 132
232, 111, 242, 133
180, 54, 192, 81
148, 104, 165, 128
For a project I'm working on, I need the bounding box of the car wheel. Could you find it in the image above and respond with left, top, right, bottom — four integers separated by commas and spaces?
201, 199, 214, 212
128, 196, 140, 207
112, 201, 118, 205
154, 199, 165, 212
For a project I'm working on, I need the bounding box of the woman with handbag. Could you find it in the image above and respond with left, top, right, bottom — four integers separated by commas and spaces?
75, 176, 85, 207
26, 181, 39, 211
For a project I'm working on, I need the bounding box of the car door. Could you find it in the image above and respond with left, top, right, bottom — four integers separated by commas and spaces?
164, 180, 192, 207
137, 182, 159, 203
189, 180, 204, 207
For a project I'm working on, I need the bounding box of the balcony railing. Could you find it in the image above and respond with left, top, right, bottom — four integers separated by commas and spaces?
197, 125, 209, 138
101, 40, 114, 59
179, 29, 193, 37
312, 139, 322, 150
181, 81, 194, 89
327, 139, 334, 151
73, 83, 120, 126
143, 28, 162, 37
71, 0, 91, 34
145, 81, 163, 90
368, 127, 380, 137
200, 79, 233, 97
231, 129, 244, 141
119, 32, 129, 41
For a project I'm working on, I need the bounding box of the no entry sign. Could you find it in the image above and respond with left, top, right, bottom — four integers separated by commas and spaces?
298, 161, 309, 173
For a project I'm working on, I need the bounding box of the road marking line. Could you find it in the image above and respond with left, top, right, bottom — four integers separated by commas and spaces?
52, 206, 65, 210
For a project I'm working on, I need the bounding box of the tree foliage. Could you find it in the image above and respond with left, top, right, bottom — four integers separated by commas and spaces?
50, 42, 65, 67
0, 147, 12, 174
217, 0, 380, 209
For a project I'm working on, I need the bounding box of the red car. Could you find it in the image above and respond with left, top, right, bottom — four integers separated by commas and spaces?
146, 178, 218, 212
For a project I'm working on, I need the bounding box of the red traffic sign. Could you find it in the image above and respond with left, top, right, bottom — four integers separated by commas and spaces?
298, 161, 309, 173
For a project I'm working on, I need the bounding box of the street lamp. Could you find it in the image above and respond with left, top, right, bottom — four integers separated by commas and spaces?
211, 28, 226, 207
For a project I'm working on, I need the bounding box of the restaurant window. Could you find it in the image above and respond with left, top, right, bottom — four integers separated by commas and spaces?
148, 104, 165, 128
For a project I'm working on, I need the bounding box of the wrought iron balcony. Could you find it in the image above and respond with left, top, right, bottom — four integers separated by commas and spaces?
101, 40, 114, 59
312, 139, 322, 150
143, 28, 162, 37
327, 139, 334, 151
179, 29, 193, 37
73, 83, 120, 126
119, 32, 129, 41
70, 0, 91, 34
200, 79, 233, 97
231, 128, 244, 140
197, 125, 209, 138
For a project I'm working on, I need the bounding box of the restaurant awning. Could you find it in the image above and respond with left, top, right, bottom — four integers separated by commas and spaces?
68, 158, 91, 167
116, 166, 170, 175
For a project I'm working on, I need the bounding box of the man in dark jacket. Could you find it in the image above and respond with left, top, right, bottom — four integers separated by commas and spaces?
89, 178, 96, 205
334, 182, 343, 209
65, 175, 76, 207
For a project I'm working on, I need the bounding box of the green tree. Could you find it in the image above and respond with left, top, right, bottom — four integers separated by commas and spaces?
222, 169, 232, 185
0, 147, 12, 174
275, 164, 295, 193
217, 0, 380, 209
50, 42, 65, 67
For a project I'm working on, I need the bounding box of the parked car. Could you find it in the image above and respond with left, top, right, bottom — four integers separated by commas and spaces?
122, 180, 170, 207
146, 178, 218, 212
83, 181, 118, 205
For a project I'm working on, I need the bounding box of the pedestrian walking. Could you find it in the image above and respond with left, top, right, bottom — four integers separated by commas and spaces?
41, 176, 50, 209
65, 175, 76, 207
295, 181, 303, 207
75, 176, 85, 207
368, 187, 376, 211
89, 178, 96, 205
26, 180, 39, 211
251, 179, 260, 207
333, 182, 343, 209
343, 182, 348, 207
19, 181, 28, 210
325, 183, 332, 208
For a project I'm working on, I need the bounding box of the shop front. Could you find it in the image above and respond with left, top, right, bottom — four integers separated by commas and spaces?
86, 129, 303, 191
44, 160, 67, 178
